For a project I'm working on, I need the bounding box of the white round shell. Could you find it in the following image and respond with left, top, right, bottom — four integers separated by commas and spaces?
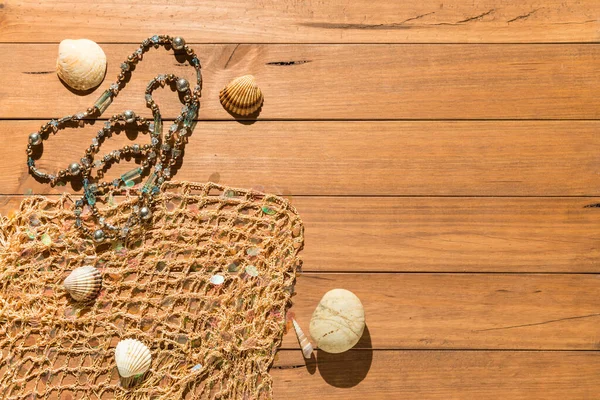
309, 288, 365, 354
56, 39, 107, 91
63, 265, 102, 302
115, 339, 152, 378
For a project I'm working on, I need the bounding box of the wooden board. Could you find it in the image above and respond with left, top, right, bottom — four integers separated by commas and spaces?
1, 1, 600, 44
1, 195, 599, 273
3, 44, 600, 120
2, 121, 600, 196
277, 273, 600, 350
1, 1, 599, 398
272, 350, 600, 399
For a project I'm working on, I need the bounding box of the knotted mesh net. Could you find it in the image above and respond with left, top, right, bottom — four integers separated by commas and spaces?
0, 181, 304, 399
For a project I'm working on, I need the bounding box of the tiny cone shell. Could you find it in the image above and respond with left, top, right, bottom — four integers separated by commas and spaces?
63, 265, 102, 302
115, 339, 152, 378
56, 39, 107, 91
219, 75, 263, 116
292, 318, 313, 358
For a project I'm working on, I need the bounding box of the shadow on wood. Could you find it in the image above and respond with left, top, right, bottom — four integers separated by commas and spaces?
304, 351, 317, 375
221, 101, 262, 125
316, 324, 372, 388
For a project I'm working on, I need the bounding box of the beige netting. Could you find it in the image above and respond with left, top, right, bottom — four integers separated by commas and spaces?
0, 181, 304, 399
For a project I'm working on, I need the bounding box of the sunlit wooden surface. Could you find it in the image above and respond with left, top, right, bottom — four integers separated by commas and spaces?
0, 1, 599, 398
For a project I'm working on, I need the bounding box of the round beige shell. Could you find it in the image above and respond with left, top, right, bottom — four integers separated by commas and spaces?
115, 339, 152, 378
63, 265, 102, 302
219, 75, 263, 116
56, 39, 107, 91
309, 288, 365, 354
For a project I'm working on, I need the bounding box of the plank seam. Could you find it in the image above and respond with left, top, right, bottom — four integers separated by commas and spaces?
276, 348, 600, 352
3, 194, 600, 199
5, 118, 600, 122
3, 42, 600, 45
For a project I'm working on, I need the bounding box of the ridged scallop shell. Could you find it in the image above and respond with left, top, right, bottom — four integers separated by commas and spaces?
56, 39, 107, 91
115, 339, 152, 378
219, 75, 263, 116
63, 265, 102, 302
292, 318, 314, 358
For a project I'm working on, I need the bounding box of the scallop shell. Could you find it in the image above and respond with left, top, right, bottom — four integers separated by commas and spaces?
115, 339, 152, 379
309, 288, 365, 354
56, 39, 107, 91
292, 318, 313, 358
219, 75, 263, 116
63, 265, 102, 302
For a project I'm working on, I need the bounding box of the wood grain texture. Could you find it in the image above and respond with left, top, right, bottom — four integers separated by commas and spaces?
3, 121, 600, 196
276, 273, 600, 350
1, 2, 599, 398
1, 1, 600, 44
1, 195, 598, 273
272, 350, 600, 399
2, 44, 600, 119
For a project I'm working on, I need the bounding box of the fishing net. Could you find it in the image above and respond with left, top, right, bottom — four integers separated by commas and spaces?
0, 181, 304, 399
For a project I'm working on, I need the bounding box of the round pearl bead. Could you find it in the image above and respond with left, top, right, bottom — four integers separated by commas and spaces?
93, 229, 105, 243
176, 78, 189, 92
172, 37, 185, 50
68, 163, 81, 175
139, 206, 152, 220
29, 132, 42, 146
124, 110, 136, 123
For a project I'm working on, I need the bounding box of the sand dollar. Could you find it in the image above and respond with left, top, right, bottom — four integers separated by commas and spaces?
309, 288, 365, 353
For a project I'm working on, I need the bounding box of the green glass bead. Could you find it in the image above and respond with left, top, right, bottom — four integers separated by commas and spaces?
83, 179, 97, 206
153, 113, 162, 136
121, 167, 142, 186
85, 189, 96, 206
142, 171, 158, 193
183, 102, 198, 129
94, 89, 113, 115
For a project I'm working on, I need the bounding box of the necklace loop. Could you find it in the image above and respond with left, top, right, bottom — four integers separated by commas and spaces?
26, 34, 201, 242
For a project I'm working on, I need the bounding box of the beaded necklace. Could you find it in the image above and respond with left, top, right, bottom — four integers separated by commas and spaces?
26, 34, 200, 243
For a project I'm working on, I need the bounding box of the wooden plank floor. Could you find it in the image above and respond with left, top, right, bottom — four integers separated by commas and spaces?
1, 1, 599, 399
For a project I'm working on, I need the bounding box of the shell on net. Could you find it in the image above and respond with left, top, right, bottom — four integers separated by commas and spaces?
115, 339, 152, 378
63, 265, 102, 302
219, 75, 264, 116
56, 39, 107, 91
292, 318, 313, 358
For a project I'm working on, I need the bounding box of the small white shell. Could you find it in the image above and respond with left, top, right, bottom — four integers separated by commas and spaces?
209, 274, 224, 285
56, 39, 107, 91
115, 339, 152, 378
309, 288, 365, 354
63, 265, 102, 302
292, 318, 313, 358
